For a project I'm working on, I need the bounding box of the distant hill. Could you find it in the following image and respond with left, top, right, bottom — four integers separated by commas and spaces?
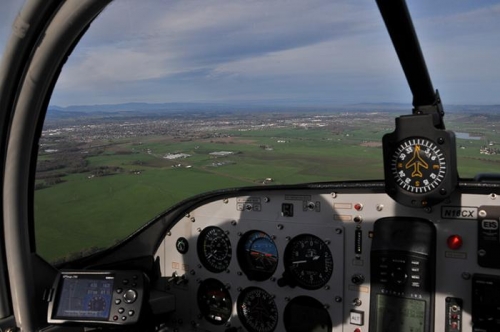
45, 102, 500, 120
445, 104, 500, 112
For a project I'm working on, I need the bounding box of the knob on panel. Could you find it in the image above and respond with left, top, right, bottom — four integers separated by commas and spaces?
123, 289, 138, 304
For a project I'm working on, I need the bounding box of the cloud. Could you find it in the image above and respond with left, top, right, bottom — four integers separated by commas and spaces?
49, 0, 500, 106
210, 36, 398, 79
407, 3, 500, 103
58, 47, 178, 89
62, 0, 384, 74
54, 0, 387, 103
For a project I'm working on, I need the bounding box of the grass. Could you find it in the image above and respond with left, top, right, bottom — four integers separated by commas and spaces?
35, 168, 250, 260
34, 124, 500, 262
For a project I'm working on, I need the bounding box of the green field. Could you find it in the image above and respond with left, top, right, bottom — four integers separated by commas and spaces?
34, 118, 500, 263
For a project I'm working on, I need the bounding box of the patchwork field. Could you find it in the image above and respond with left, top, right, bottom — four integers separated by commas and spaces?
34, 110, 500, 262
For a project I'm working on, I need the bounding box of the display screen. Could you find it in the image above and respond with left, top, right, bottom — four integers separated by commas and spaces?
54, 274, 114, 320
375, 294, 426, 332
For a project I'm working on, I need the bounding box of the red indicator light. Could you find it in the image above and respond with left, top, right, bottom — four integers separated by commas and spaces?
354, 329, 362, 332
354, 203, 363, 211
447, 235, 463, 250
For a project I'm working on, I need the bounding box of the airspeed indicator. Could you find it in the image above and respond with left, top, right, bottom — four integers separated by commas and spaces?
197, 226, 232, 273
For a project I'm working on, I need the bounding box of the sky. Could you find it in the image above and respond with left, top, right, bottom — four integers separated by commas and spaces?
1, 0, 500, 107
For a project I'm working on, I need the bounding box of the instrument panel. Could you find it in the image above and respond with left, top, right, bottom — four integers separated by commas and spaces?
155, 188, 500, 332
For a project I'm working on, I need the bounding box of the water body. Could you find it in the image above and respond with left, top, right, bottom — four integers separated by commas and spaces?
455, 132, 482, 140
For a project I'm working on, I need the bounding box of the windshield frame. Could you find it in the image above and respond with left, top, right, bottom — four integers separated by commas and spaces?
1, 0, 111, 329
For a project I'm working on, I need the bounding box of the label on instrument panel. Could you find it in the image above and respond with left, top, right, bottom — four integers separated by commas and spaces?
479, 219, 499, 241
237, 197, 261, 203
285, 195, 311, 201
441, 206, 478, 219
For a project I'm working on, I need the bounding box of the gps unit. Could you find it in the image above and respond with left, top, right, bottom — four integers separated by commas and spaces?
47, 270, 146, 326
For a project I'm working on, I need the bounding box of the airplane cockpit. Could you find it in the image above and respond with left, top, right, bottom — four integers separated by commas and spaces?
1, 0, 500, 331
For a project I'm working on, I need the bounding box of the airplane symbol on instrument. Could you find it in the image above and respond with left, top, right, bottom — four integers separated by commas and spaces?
405, 145, 428, 177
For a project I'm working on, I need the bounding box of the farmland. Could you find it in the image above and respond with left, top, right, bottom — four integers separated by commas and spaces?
34, 106, 500, 262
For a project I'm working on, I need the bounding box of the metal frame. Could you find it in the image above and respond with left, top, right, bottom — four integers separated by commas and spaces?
1, 1, 111, 330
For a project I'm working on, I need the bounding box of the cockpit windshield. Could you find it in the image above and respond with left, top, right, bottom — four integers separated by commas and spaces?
20, 0, 500, 263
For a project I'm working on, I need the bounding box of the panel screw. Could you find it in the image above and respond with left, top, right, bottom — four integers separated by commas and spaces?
461, 272, 471, 280
376, 204, 384, 211
277, 224, 284, 230
331, 192, 337, 198
335, 228, 342, 234
490, 193, 497, 200
335, 296, 342, 303
478, 249, 486, 257
231, 220, 237, 226
190, 217, 196, 222
223, 198, 229, 204
438, 137, 445, 144
264, 197, 270, 203
479, 210, 487, 218
166, 232, 172, 236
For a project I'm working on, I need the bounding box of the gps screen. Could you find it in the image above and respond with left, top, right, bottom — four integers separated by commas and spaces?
54, 274, 114, 320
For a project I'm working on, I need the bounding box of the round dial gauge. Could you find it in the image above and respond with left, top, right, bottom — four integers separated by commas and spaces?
283, 296, 332, 332
237, 287, 278, 332
197, 226, 232, 273
237, 231, 278, 281
391, 138, 446, 194
197, 278, 232, 325
283, 234, 333, 290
